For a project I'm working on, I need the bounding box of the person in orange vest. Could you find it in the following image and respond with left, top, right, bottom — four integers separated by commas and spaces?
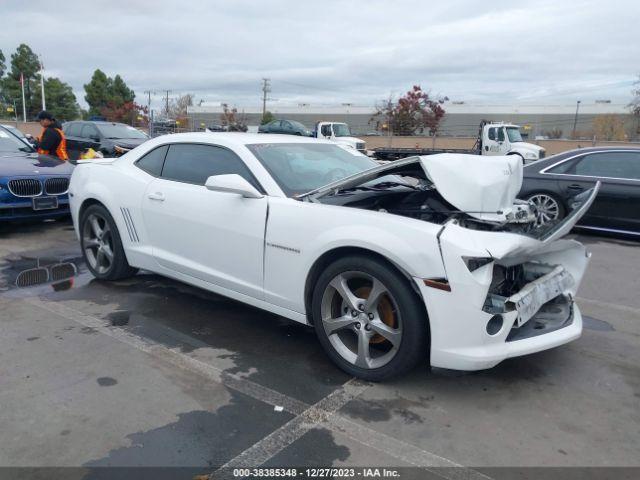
35, 110, 69, 160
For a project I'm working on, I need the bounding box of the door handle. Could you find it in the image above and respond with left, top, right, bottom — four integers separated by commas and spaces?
147, 192, 165, 201
567, 184, 584, 191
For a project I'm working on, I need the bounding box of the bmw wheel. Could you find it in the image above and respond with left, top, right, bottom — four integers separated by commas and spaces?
527, 193, 565, 227
80, 204, 138, 280
312, 255, 428, 381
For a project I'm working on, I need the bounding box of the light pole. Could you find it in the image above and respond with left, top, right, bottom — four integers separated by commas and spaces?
572, 100, 581, 139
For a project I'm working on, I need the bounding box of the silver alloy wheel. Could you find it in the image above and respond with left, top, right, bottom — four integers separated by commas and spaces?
320, 271, 402, 370
528, 193, 560, 226
82, 213, 115, 275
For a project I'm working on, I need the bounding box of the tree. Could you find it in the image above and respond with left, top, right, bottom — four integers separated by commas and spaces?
542, 127, 563, 139
111, 75, 135, 104
220, 103, 248, 132
372, 85, 446, 136
84, 69, 136, 117
0, 49, 5, 78
593, 114, 626, 141
168, 93, 193, 118
9, 44, 41, 118
100, 101, 148, 126
84, 69, 113, 116
261, 111, 275, 125
32, 77, 80, 121
629, 74, 640, 140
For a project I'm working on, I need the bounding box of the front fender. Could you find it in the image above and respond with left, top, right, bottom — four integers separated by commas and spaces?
263, 197, 446, 314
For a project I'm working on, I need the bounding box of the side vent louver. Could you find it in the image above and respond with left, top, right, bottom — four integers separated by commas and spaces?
120, 207, 140, 243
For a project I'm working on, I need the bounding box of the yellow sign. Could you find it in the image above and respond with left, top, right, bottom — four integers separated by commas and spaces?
6, 106, 14, 113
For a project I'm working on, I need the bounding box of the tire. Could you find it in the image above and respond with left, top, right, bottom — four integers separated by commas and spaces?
311, 255, 428, 381
80, 204, 138, 281
526, 192, 566, 227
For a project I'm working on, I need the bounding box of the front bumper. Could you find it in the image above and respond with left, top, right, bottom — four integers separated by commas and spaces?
0, 197, 70, 221
416, 226, 590, 371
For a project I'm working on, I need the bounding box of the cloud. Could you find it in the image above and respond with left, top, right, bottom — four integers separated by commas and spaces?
1, 0, 638, 110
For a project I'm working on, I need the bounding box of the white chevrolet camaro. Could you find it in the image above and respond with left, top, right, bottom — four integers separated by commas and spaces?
69, 133, 599, 380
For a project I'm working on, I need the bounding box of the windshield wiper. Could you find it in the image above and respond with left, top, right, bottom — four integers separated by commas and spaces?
370, 181, 419, 190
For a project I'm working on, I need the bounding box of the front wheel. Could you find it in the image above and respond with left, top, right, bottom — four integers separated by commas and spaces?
80, 204, 138, 280
527, 192, 566, 227
312, 256, 428, 381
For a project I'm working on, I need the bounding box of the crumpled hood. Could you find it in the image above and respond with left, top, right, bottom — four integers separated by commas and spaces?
302, 153, 523, 221
421, 154, 522, 221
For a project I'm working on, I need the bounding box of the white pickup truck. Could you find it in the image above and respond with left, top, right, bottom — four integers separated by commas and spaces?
374, 121, 546, 164
315, 122, 367, 155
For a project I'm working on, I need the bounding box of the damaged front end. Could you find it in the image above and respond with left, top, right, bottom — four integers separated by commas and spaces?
300, 153, 599, 370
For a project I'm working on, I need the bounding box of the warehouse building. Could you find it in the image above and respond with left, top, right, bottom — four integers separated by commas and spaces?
187, 101, 635, 139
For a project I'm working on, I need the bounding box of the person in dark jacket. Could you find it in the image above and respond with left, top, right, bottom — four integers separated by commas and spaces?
35, 110, 69, 160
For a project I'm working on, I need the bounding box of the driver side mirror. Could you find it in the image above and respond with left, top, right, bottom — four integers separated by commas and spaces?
205, 174, 263, 199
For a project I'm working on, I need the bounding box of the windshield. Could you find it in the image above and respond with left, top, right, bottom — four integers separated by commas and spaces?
247, 143, 379, 196
96, 123, 148, 139
333, 124, 351, 137
506, 127, 523, 143
0, 127, 34, 153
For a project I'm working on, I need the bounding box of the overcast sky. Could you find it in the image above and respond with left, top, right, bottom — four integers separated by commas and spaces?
2, 0, 638, 111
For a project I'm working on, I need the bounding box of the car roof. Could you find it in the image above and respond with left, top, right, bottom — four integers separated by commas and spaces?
149, 132, 328, 147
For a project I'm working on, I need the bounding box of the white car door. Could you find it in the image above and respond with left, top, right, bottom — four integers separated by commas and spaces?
141, 143, 267, 299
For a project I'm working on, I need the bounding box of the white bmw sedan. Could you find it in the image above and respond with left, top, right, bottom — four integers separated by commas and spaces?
69, 133, 598, 380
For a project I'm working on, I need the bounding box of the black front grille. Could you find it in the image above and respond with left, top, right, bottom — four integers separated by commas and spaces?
356, 142, 366, 150
8, 179, 42, 197
45, 177, 69, 195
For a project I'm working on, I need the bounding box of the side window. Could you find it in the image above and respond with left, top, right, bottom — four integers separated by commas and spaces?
65, 123, 81, 137
320, 124, 332, 137
269, 120, 281, 130
135, 145, 168, 177
488, 128, 496, 140
497, 128, 505, 142
283, 121, 293, 131
81, 124, 99, 139
572, 152, 640, 180
161, 144, 261, 188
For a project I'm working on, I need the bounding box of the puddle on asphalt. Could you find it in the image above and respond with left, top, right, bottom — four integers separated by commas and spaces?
583, 315, 615, 332
0, 254, 90, 298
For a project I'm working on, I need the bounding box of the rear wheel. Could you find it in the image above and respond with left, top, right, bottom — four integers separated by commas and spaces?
312, 256, 428, 381
80, 204, 138, 280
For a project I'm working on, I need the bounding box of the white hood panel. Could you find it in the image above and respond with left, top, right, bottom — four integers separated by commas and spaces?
420, 154, 522, 221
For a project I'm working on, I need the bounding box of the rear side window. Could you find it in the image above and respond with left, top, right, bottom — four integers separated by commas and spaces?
571, 152, 640, 180
161, 143, 260, 188
547, 156, 583, 174
80, 124, 99, 139
65, 123, 82, 137
135, 145, 168, 176
488, 128, 496, 140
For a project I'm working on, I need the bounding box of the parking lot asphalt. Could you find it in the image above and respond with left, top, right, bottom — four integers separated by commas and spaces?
1, 219, 639, 477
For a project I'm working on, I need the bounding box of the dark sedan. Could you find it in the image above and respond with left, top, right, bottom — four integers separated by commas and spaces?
0, 125, 74, 222
519, 147, 640, 236
63, 121, 149, 160
258, 119, 313, 136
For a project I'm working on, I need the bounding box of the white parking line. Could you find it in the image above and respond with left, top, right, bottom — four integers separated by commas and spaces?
26, 296, 489, 480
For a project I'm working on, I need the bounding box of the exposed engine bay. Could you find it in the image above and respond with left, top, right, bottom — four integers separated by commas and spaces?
306, 154, 599, 243
317, 174, 555, 238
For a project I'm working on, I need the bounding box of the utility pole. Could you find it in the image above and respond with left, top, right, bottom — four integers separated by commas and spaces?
261, 78, 271, 119
144, 90, 154, 135
162, 90, 172, 118
572, 100, 581, 139
39, 56, 46, 111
